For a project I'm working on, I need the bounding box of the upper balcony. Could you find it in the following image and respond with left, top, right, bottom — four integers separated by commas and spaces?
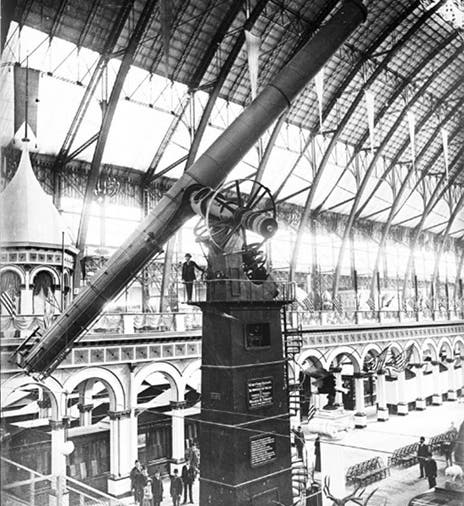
1, 300, 462, 343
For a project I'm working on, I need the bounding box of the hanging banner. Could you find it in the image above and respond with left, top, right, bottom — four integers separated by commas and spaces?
441, 127, 449, 180
364, 90, 375, 154
160, 0, 172, 78
407, 110, 415, 165
14, 65, 40, 138
245, 30, 260, 100
315, 67, 324, 131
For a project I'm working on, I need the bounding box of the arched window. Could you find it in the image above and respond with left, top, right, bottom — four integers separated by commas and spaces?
32, 271, 55, 315
0, 270, 21, 315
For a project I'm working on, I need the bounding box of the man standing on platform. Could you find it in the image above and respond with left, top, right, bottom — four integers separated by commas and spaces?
181, 254, 204, 302
424, 453, 438, 489
170, 468, 183, 506
417, 436, 430, 478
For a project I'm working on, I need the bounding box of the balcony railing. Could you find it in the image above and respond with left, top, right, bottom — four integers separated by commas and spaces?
1, 457, 125, 506
1, 301, 462, 341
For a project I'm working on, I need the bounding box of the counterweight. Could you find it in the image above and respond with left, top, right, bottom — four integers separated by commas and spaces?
14, 0, 366, 377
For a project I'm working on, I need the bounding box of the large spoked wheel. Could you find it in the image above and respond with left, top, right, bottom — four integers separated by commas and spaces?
204, 179, 276, 251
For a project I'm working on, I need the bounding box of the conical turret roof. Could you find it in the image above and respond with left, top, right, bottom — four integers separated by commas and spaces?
0, 145, 74, 249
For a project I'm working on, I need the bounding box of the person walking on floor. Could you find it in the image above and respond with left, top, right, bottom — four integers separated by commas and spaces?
424, 453, 438, 489
292, 426, 305, 461
130, 460, 146, 505
151, 470, 163, 506
443, 438, 455, 467
417, 436, 429, 478
181, 462, 196, 503
170, 469, 183, 506
181, 254, 204, 302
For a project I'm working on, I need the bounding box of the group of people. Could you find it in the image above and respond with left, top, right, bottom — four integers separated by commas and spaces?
417, 423, 458, 490
417, 437, 438, 489
130, 462, 163, 506
130, 460, 198, 506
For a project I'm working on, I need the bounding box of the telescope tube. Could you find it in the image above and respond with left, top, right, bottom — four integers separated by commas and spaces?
16, 0, 366, 376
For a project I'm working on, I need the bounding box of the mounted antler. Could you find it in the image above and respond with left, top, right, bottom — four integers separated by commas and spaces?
323, 477, 377, 506
350, 487, 378, 506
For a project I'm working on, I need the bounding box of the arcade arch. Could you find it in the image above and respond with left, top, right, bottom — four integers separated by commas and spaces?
421, 339, 438, 361
437, 337, 454, 360
62, 367, 126, 413
1, 374, 64, 421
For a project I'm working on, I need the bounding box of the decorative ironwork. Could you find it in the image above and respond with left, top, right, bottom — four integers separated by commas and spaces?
94, 174, 121, 203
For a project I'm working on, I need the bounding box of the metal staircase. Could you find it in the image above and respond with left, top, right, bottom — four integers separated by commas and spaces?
281, 308, 304, 417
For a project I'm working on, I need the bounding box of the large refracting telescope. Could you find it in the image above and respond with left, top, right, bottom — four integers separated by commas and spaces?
13, 0, 367, 377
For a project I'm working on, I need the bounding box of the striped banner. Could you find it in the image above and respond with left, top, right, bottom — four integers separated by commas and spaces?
364, 345, 390, 373
307, 403, 316, 422
1, 291, 17, 318
386, 344, 414, 373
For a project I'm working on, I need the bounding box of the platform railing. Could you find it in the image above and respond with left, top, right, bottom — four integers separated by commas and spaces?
191, 278, 296, 304
0, 457, 125, 506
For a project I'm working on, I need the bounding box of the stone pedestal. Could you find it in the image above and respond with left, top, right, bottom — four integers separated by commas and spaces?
198, 253, 293, 506
320, 436, 347, 506
107, 476, 131, 497
448, 390, 457, 401
397, 403, 408, 415
432, 394, 443, 405
377, 406, 389, 421
307, 408, 354, 439
416, 398, 426, 410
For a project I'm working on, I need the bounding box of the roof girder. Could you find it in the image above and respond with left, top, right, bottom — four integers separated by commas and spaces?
330, 29, 456, 296
188, 0, 246, 91
53, 0, 135, 170
184, 0, 270, 169
366, 94, 464, 299
74, 0, 158, 287
289, 0, 435, 280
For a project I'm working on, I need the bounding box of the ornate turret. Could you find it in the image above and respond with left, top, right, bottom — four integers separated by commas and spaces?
0, 145, 76, 318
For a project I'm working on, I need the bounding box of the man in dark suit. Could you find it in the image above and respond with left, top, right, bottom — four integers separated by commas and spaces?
151, 470, 163, 506
130, 460, 146, 505
181, 462, 196, 503
417, 436, 430, 478
292, 426, 305, 461
170, 469, 183, 506
181, 254, 204, 302
424, 453, 438, 489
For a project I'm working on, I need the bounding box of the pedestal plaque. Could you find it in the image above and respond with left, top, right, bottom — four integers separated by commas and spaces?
248, 378, 273, 409
250, 434, 277, 467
